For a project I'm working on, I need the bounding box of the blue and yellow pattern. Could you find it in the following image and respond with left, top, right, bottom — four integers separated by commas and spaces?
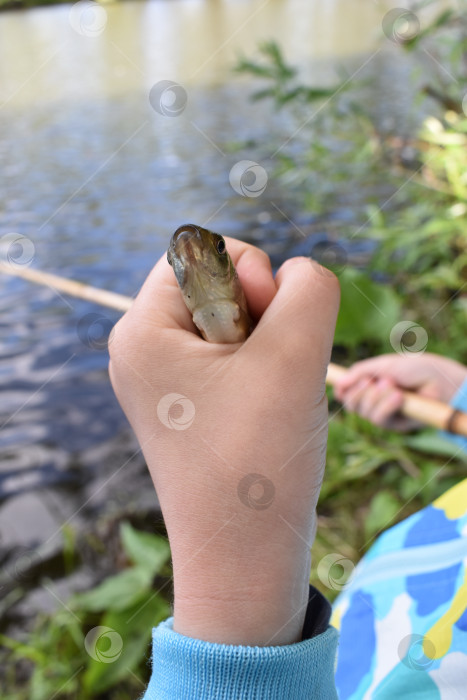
333, 381, 467, 699
332, 478, 467, 699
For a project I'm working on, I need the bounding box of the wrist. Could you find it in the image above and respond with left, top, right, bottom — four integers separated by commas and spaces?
172, 549, 312, 646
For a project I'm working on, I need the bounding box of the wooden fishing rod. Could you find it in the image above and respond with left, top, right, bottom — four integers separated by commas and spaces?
2, 261, 467, 438
0, 262, 132, 312
326, 363, 467, 438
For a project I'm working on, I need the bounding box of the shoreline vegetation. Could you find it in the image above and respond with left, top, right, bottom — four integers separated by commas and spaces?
2, 1, 467, 698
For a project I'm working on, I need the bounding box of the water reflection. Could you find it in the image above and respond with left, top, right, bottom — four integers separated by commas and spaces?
1, 0, 387, 110
0, 0, 407, 500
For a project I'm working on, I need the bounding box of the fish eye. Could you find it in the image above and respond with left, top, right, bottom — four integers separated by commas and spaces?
216, 238, 226, 255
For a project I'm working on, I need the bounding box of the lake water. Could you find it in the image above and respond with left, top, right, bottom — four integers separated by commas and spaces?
0, 0, 425, 532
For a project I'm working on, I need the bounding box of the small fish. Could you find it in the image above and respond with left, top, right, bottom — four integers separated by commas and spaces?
167, 224, 251, 343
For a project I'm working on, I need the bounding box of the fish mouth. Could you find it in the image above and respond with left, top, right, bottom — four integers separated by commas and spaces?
169, 224, 208, 293
170, 224, 203, 266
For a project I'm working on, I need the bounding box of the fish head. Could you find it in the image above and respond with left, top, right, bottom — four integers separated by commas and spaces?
167, 224, 236, 311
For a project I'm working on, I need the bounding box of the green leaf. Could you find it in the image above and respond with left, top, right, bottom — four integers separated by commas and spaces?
250, 87, 277, 102
72, 567, 152, 612
259, 40, 296, 79
302, 86, 345, 102
365, 491, 401, 539
82, 593, 170, 693
403, 431, 467, 459
334, 269, 401, 348
120, 521, 171, 575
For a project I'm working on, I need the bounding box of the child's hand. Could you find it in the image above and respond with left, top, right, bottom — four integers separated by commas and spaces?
334, 353, 467, 431
109, 238, 339, 646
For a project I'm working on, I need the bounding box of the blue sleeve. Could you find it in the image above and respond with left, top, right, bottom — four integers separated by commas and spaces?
142, 586, 339, 699
440, 377, 467, 452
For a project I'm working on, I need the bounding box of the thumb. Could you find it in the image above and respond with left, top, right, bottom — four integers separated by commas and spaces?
252, 257, 340, 375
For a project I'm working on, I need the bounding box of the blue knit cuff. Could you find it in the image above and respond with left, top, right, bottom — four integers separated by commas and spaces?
142, 592, 339, 700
